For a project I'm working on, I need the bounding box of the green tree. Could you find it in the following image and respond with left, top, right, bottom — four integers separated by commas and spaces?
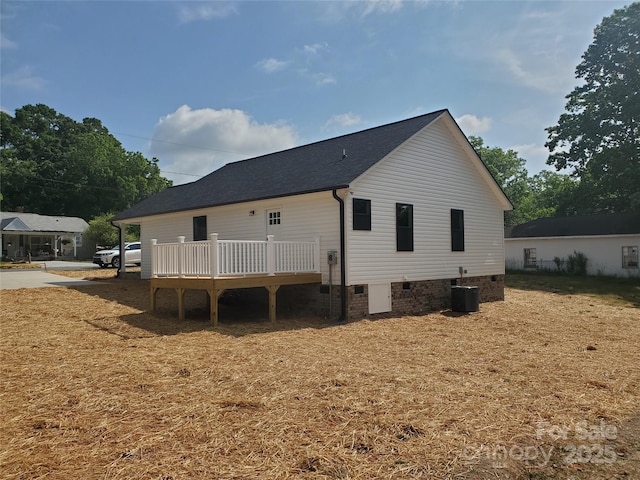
469, 136, 534, 226
528, 170, 580, 218
0, 104, 172, 219
546, 3, 640, 213
84, 213, 138, 248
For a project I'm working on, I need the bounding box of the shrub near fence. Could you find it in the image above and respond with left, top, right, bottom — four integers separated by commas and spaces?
566, 251, 588, 276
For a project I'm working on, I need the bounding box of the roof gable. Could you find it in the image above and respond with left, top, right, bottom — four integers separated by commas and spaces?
1, 217, 31, 232
505, 213, 640, 238
0, 212, 89, 233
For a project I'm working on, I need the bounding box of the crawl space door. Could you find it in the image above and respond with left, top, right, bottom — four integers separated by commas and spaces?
368, 283, 391, 314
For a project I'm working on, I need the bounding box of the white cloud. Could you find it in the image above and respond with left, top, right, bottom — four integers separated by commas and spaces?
310, 72, 336, 86
455, 114, 492, 135
446, 4, 593, 95
150, 105, 298, 184
1, 66, 45, 90
256, 57, 289, 73
258, 44, 334, 86
295, 68, 336, 86
324, 112, 362, 130
494, 48, 570, 94
314, 0, 442, 22
0, 34, 16, 49
178, 2, 237, 23
303, 42, 328, 55
362, 0, 404, 16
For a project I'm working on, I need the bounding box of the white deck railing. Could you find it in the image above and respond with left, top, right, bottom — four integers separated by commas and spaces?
151, 234, 320, 278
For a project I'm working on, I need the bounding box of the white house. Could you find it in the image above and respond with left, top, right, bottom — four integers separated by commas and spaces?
1, 211, 91, 260
112, 109, 512, 322
505, 213, 640, 277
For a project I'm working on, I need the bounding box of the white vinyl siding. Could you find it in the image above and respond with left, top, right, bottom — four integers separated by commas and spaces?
505, 235, 640, 277
139, 191, 340, 280
346, 116, 506, 285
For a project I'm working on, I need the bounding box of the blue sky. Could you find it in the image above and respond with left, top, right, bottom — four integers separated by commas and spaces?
1, 0, 628, 185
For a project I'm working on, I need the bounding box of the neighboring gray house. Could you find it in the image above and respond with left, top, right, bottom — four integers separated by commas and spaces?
505, 213, 640, 277
1, 212, 91, 260
113, 109, 513, 321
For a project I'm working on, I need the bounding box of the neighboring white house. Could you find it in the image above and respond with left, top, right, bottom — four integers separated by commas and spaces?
505, 213, 640, 277
1, 211, 91, 260
112, 109, 513, 320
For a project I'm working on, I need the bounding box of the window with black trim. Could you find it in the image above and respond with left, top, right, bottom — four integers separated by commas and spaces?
193, 215, 207, 241
622, 246, 639, 268
451, 209, 465, 251
353, 198, 371, 230
396, 203, 413, 251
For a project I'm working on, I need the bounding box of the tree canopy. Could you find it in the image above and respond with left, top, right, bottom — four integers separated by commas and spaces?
546, 2, 640, 213
0, 104, 172, 220
84, 213, 138, 248
469, 136, 530, 226
470, 136, 579, 227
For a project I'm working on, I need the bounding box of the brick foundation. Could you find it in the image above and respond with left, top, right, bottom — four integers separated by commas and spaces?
276, 274, 504, 321
457, 274, 504, 303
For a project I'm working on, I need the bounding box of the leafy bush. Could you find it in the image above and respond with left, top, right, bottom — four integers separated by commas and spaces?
84, 213, 138, 249
566, 251, 588, 276
553, 256, 566, 272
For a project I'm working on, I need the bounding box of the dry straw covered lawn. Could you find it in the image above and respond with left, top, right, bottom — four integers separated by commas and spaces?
1, 270, 639, 479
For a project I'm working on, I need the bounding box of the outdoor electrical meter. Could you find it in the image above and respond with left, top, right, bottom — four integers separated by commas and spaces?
327, 250, 338, 265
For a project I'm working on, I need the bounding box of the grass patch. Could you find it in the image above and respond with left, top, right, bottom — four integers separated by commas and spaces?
506, 272, 640, 307
0, 262, 42, 269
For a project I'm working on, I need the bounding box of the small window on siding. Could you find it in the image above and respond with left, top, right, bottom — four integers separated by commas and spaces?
353, 198, 371, 231
193, 215, 207, 241
268, 211, 281, 225
622, 246, 639, 268
451, 209, 465, 252
524, 248, 537, 269
396, 203, 414, 252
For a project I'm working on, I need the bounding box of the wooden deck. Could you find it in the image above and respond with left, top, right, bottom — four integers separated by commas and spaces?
150, 273, 322, 326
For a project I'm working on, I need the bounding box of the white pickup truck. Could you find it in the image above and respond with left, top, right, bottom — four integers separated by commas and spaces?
92, 242, 142, 269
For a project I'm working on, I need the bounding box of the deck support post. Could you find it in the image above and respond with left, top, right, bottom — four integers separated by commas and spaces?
149, 273, 320, 327
176, 288, 185, 321
150, 285, 159, 312
266, 285, 280, 323
209, 287, 225, 327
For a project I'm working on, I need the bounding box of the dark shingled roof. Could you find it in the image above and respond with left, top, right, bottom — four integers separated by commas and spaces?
505, 213, 640, 238
113, 110, 447, 221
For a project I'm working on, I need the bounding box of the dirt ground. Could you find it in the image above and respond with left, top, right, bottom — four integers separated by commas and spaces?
1, 270, 639, 479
